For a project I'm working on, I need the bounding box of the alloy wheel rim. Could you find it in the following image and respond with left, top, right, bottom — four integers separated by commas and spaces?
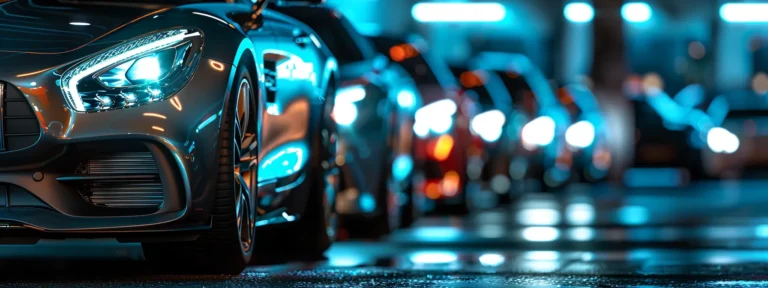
233, 78, 257, 253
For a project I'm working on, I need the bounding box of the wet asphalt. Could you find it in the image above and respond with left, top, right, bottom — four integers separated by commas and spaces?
2, 181, 768, 287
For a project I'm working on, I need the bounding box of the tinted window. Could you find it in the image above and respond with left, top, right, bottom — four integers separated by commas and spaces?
496, 71, 538, 114
277, 8, 371, 65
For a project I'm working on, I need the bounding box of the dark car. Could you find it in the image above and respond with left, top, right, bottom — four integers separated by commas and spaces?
370, 35, 476, 215
0, 0, 339, 274
273, 5, 420, 237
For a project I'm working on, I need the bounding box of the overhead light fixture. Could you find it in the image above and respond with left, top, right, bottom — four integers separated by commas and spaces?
621, 2, 652, 23
720, 3, 768, 23
411, 2, 506, 23
564, 2, 594, 23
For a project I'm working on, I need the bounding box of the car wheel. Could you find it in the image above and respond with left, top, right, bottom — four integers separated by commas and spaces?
142, 63, 257, 275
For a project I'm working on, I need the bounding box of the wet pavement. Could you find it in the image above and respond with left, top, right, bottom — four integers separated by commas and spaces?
3, 181, 768, 287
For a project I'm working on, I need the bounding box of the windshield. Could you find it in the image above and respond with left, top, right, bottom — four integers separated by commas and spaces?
277, 7, 373, 65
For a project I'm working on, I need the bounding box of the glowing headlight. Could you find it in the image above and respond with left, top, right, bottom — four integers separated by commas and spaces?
521, 116, 556, 146
61, 29, 203, 112
565, 120, 596, 148
707, 127, 740, 154
413, 99, 457, 136
470, 109, 506, 142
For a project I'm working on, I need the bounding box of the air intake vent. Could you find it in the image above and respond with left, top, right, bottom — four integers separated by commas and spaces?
61, 152, 164, 208
0, 83, 42, 152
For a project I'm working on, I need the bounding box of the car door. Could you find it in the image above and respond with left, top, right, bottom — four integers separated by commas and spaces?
254, 9, 323, 215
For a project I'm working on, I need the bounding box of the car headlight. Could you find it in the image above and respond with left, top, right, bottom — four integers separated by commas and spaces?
707, 127, 739, 154
521, 116, 556, 147
61, 29, 203, 112
565, 120, 596, 148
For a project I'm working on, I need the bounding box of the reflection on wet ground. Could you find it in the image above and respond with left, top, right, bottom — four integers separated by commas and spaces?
3, 180, 768, 286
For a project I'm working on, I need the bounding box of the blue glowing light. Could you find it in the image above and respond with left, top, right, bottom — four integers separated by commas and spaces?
617, 205, 649, 226
258, 142, 308, 182
414, 99, 457, 135
126, 56, 162, 81
430, 117, 453, 134
411, 3, 506, 23
409, 251, 458, 264
266, 103, 280, 115
569, 227, 595, 241
707, 127, 740, 154
413, 227, 461, 241
392, 155, 414, 181
564, 2, 594, 23
397, 90, 416, 108
195, 114, 218, 133
565, 120, 596, 148
756, 225, 768, 238
333, 102, 358, 126
621, 2, 652, 23
565, 203, 595, 225
478, 253, 506, 267
720, 3, 768, 23
359, 192, 376, 213
522, 227, 560, 242
336, 85, 366, 103
623, 168, 687, 188
516, 208, 561, 226
470, 110, 506, 142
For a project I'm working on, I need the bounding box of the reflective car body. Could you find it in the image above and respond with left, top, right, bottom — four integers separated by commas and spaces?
274, 5, 418, 236
0, 0, 337, 272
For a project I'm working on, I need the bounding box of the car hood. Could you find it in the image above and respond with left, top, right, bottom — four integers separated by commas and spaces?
0, 0, 164, 54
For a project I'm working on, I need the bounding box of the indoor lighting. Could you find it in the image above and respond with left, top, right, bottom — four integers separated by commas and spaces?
720, 3, 768, 23
564, 2, 594, 23
411, 2, 506, 23
621, 2, 652, 23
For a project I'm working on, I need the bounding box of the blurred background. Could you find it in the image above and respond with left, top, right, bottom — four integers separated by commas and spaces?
314, 0, 768, 247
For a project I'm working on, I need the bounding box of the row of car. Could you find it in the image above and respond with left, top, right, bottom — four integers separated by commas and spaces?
10, 0, 742, 275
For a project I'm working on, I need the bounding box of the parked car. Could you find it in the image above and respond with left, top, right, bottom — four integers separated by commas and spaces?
467, 52, 572, 191
371, 35, 476, 215
274, 5, 419, 237
560, 84, 612, 182
0, 0, 339, 274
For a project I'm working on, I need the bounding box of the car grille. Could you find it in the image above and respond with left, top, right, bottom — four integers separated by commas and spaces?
0, 82, 41, 152
74, 152, 164, 208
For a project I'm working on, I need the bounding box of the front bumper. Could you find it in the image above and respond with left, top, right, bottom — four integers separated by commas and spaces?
0, 57, 232, 233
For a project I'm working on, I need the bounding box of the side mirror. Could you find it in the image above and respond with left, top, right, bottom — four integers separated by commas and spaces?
273, 0, 325, 6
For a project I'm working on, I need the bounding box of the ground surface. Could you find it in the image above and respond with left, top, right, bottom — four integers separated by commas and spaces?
3, 181, 768, 287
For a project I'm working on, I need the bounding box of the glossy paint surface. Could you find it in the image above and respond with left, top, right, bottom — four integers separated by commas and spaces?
0, 0, 337, 231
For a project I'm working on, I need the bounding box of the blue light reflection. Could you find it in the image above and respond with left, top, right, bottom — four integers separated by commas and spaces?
257, 142, 308, 182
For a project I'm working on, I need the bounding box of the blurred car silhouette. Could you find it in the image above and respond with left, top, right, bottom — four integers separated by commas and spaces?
560, 84, 612, 182
465, 52, 573, 191
371, 35, 475, 215
700, 90, 762, 178
0, 0, 339, 274
275, 5, 420, 237
625, 81, 711, 186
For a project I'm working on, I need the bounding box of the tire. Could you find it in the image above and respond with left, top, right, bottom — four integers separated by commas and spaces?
250, 83, 336, 264
142, 63, 256, 275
